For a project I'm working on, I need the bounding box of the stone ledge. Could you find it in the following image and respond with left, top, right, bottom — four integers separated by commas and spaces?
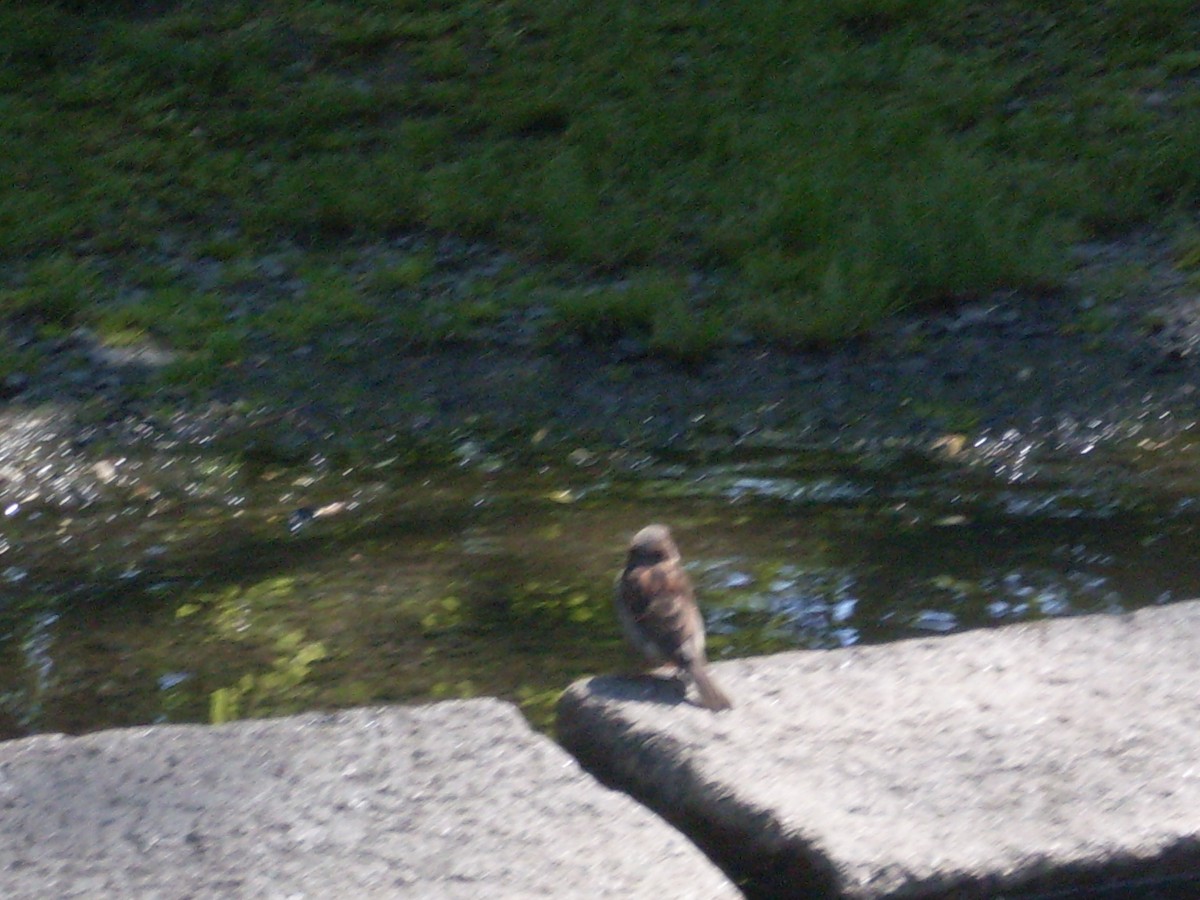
558, 602, 1200, 899
0, 698, 737, 898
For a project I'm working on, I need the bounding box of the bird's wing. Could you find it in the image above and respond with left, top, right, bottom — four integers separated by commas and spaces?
622, 563, 704, 665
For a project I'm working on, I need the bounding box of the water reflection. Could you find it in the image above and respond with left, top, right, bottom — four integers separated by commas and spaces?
0, 446, 1197, 738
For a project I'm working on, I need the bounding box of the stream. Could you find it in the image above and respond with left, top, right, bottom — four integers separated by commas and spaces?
1, 439, 1198, 736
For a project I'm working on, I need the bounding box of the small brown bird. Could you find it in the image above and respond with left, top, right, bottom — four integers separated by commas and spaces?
615, 524, 733, 711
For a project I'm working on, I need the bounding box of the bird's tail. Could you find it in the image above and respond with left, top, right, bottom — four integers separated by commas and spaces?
690, 663, 733, 711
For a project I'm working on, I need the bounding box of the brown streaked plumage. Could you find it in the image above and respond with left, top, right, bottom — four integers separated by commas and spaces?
615, 524, 732, 711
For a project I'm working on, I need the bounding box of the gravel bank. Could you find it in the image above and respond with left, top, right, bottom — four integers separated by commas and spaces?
3, 230, 1200, 506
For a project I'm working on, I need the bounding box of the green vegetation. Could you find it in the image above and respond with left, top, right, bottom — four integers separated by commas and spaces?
0, 254, 101, 329
2, 0, 1199, 354
209, 631, 329, 724
1175, 223, 1200, 278
0, 340, 42, 382
177, 577, 331, 723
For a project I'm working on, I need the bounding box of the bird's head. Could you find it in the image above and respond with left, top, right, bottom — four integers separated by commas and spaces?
626, 524, 681, 566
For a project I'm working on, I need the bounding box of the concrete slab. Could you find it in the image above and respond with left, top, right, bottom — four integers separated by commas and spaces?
558, 602, 1200, 899
0, 698, 738, 899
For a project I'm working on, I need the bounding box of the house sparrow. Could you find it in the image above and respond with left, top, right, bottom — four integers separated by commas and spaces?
615, 524, 732, 711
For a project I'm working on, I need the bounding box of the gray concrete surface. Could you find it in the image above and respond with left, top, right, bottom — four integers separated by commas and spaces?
558, 602, 1200, 899
0, 698, 738, 899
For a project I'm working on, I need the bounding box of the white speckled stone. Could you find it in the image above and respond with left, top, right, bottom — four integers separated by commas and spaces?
559, 602, 1200, 898
0, 698, 737, 899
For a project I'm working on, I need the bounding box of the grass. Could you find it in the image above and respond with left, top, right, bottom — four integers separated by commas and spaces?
0, 339, 42, 383
0, 253, 101, 329
2, 0, 1199, 355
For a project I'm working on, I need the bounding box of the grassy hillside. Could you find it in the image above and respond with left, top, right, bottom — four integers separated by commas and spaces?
3, 0, 1199, 358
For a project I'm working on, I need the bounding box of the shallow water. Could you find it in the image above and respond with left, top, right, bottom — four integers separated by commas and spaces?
1, 443, 1197, 736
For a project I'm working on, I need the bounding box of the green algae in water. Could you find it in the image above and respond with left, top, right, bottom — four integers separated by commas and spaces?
2, 446, 1200, 739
